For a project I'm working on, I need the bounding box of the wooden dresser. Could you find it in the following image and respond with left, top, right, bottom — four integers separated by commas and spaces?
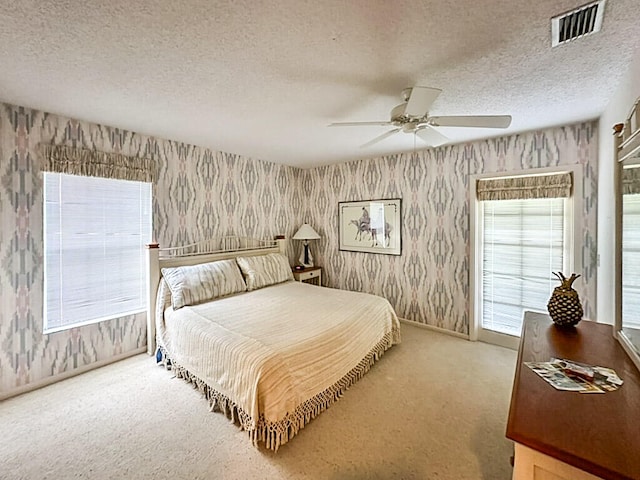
506, 312, 640, 480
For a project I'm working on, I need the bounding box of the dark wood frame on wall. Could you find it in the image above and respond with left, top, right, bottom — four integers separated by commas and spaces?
338, 198, 402, 255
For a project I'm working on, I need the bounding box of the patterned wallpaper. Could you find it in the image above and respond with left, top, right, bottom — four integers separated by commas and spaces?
0, 99, 597, 397
302, 123, 598, 334
0, 102, 302, 397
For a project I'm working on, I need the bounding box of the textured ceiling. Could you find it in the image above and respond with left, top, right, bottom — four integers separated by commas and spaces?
1, 0, 639, 168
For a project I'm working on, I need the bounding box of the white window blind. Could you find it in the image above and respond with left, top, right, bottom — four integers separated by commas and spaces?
481, 198, 565, 336
623, 193, 640, 329
44, 172, 152, 332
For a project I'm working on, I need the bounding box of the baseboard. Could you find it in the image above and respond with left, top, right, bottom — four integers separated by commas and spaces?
477, 328, 520, 350
399, 318, 470, 340
0, 346, 147, 402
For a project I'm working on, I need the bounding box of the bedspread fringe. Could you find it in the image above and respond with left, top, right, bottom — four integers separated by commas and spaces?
158, 324, 399, 451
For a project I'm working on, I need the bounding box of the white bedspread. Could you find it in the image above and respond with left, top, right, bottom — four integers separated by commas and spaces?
157, 280, 400, 449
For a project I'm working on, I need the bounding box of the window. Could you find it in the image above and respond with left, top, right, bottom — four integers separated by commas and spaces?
481, 198, 567, 336
472, 170, 577, 345
44, 173, 152, 332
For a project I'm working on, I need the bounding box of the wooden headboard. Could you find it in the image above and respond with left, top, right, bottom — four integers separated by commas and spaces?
146, 236, 286, 355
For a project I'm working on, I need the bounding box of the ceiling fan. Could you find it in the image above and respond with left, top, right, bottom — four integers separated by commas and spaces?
329, 86, 512, 148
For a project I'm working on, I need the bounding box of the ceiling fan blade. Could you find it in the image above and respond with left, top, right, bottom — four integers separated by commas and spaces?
329, 121, 392, 127
428, 115, 512, 128
360, 128, 401, 148
405, 86, 442, 117
415, 126, 449, 147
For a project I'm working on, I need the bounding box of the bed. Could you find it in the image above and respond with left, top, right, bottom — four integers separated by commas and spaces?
146, 237, 401, 451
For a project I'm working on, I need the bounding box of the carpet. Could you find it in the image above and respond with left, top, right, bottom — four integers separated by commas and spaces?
0, 323, 517, 479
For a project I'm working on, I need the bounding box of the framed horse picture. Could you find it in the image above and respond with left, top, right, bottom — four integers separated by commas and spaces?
338, 198, 401, 255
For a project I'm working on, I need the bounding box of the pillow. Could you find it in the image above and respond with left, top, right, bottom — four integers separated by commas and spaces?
236, 253, 293, 291
161, 259, 246, 309
156, 278, 172, 317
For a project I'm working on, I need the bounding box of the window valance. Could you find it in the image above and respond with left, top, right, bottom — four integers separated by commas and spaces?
476, 172, 573, 201
622, 166, 640, 195
40, 144, 155, 183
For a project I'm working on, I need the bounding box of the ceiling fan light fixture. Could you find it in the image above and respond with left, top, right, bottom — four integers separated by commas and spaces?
328, 85, 512, 148
402, 122, 418, 133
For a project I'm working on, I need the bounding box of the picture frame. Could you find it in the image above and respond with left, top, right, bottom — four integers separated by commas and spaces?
338, 198, 401, 255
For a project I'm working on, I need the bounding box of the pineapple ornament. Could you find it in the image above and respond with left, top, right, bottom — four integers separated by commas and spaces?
547, 272, 583, 327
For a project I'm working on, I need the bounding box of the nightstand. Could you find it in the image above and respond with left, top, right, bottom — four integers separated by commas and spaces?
292, 266, 322, 286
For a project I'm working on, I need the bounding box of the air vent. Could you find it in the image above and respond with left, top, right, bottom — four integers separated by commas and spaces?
551, 0, 606, 47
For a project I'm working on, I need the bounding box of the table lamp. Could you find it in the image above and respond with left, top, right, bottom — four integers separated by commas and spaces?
292, 224, 321, 268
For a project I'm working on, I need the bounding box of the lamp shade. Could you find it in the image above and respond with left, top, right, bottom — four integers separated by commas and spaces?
292, 223, 321, 240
